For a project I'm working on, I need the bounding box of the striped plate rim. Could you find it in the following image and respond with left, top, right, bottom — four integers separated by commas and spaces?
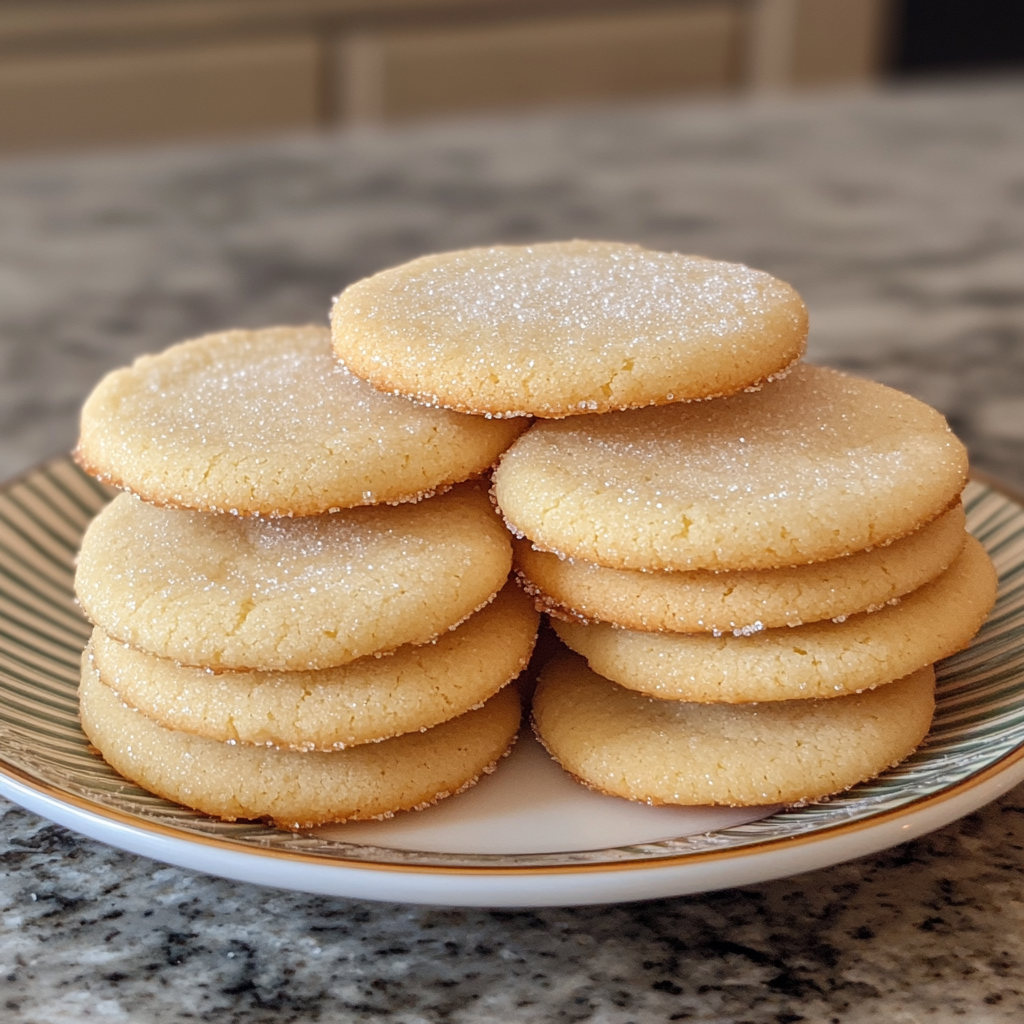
1, 456, 1023, 872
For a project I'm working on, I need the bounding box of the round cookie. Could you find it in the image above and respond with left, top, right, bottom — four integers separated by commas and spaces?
80, 651, 521, 829
552, 535, 995, 702
532, 651, 934, 806
516, 504, 967, 633
75, 483, 512, 671
493, 363, 969, 571
75, 325, 525, 516
331, 241, 807, 418
90, 584, 539, 750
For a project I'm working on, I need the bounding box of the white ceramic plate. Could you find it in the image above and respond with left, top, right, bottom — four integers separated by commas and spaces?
1, 458, 1024, 907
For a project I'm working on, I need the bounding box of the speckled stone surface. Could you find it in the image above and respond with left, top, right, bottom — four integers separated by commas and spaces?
4, 798, 1024, 1023
3, 75, 1024, 1021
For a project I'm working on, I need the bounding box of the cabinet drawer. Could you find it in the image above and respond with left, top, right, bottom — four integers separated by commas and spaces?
0, 36, 320, 151
342, 4, 743, 121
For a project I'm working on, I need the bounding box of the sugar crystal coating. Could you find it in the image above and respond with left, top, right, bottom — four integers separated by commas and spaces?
331, 241, 807, 417
532, 652, 935, 806
552, 536, 996, 703
76, 324, 525, 515
80, 655, 522, 829
89, 584, 539, 750
514, 504, 967, 633
75, 483, 513, 671
494, 364, 969, 571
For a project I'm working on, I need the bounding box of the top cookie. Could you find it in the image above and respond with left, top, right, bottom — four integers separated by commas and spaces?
75, 325, 525, 516
493, 364, 968, 571
330, 241, 807, 418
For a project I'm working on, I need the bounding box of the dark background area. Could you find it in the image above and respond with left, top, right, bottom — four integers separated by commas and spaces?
892, 0, 1024, 73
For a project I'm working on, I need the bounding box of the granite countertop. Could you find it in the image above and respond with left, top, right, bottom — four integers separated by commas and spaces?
2, 76, 1024, 1021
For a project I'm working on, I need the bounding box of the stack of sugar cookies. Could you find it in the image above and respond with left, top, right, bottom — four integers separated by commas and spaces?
331, 240, 998, 809
73, 325, 538, 829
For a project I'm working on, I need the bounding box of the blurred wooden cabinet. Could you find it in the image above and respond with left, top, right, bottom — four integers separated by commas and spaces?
340, 4, 744, 122
0, 0, 890, 152
0, 37, 322, 150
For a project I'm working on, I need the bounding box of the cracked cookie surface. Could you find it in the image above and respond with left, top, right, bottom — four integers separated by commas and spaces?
89, 584, 538, 750
76, 324, 525, 516
75, 483, 512, 671
81, 653, 522, 829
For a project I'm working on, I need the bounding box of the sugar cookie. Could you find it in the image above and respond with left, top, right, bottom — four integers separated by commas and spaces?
75, 325, 525, 516
90, 584, 538, 750
552, 536, 995, 702
532, 652, 934, 806
515, 504, 966, 633
494, 364, 968, 571
331, 241, 807, 418
75, 484, 512, 671
80, 650, 521, 829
